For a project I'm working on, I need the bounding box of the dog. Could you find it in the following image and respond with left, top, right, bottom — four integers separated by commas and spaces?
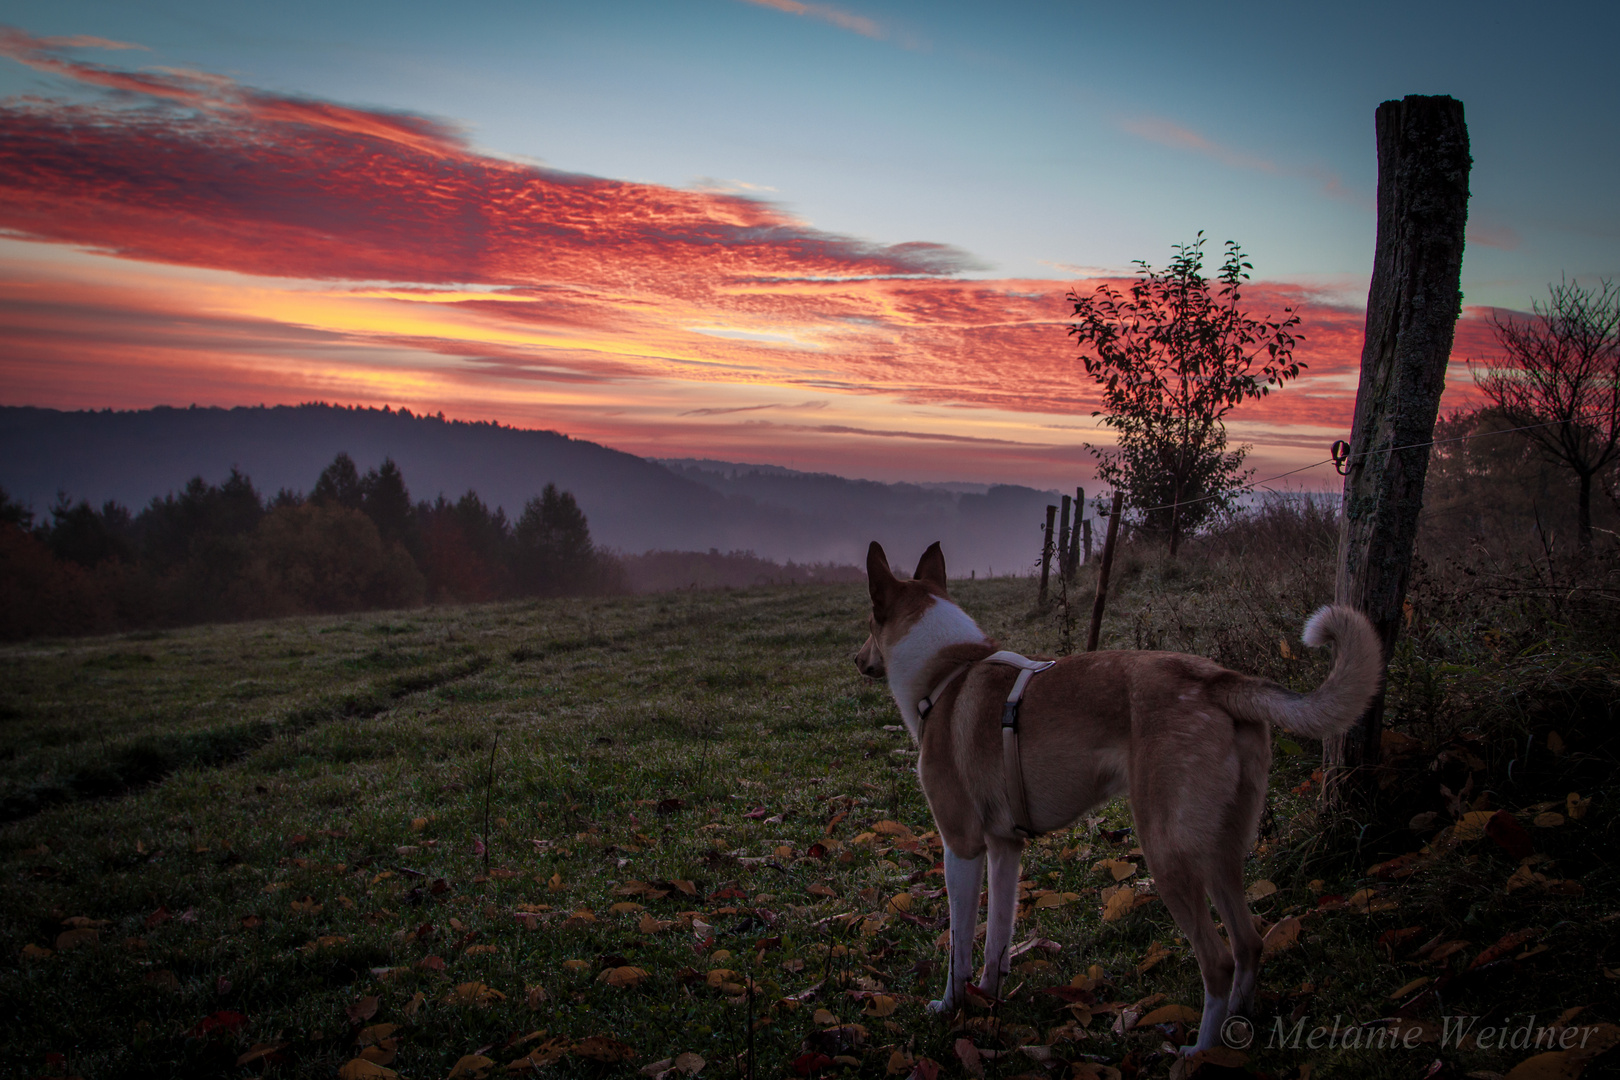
854, 541, 1381, 1053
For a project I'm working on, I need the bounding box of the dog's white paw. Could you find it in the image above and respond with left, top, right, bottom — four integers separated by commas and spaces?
926, 998, 952, 1014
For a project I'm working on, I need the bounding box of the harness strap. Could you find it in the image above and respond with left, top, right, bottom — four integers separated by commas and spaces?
983, 651, 1056, 840
916, 664, 969, 725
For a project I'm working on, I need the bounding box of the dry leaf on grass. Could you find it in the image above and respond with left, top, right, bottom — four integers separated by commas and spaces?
338, 1060, 399, 1079
447, 1053, 495, 1079
1390, 976, 1431, 1000
1261, 916, 1302, 958
444, 982, 506, 1006
1101, 885, 1135, 922
1093, 858, 1136, 881
1244, 880, 1278, 901
1136, 941, 1172, 973
862, 995, 898, 1017
575, 1035, 637, 1063
345, 995, 380, 1022
55, 928, 99, 950
601, 966, 650, 988
1138, 1004, 1200, 1026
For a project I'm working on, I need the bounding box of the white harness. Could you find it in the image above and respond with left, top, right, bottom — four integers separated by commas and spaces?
914, 650, 1056, 840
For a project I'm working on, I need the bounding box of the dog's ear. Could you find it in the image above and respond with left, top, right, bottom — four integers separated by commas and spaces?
867, 541, 899, 613
914, 541, 947, 591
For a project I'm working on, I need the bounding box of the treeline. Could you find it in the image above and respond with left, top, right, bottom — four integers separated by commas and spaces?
0, 453, 620, 640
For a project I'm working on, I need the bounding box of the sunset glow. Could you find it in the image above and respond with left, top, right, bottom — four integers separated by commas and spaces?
2, 8, 1609, 489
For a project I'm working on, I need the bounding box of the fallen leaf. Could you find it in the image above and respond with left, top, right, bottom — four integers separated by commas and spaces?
575, 1035, 637, 1063
447, 1053, 495, 1079
444, 982, 506, 1006
1565, 793, 1591, 821
610, 902, 645, 915
886, 893, 913, 913
1138, 1004, 1200, 1026
345, 995, 380, 1023
872, 820, 915, 839
1093, 858, 1136, 881
1470, 928, 1541, 971
410, 817, 428, 832
1454, 810, 1496, 841
1101, 885, 1135, 922
1390, 976, 1431, 1000
673, 1051, 706, 1075
564, 959, 591, 973
885, 1048, 914, 1075
1035, 892, 1080, 908
813, 1008, 838, 1026
862, 994, 898, 1017
237, 1043, 286, 1067
403, 991, 426, 1017
1244, 880, 1278, 901
55, 928, 99, 950
1534, 812, 1565, 828
953, 1039, 984, 1079
602, 966, 651, 988
1262, 916, 1302, 958
807, 883, 836, 898
338, 1060, 399, 1079
1136, 941, 1172, 974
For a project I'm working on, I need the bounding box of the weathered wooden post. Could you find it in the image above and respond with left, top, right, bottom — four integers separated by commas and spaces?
1038, 504, 1057, 606
1082, 518, 1092, 565
1085, 491, 1124, 651
1067, 486, 1085, 580
1058, 495, 1073, 579
1325, 95, 1471, 807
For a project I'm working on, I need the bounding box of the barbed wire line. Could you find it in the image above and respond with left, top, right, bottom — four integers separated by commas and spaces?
1112, 409, 1616, 517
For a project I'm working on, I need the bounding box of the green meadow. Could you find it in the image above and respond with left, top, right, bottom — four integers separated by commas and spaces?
1, 540, 1615, 1079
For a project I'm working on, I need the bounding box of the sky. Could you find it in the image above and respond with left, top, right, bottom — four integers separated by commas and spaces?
1, 1, 1616, 488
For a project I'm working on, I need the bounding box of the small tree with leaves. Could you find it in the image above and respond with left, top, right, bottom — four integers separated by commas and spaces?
1473, 278, 1620, 553
1068, 234, 1304, 555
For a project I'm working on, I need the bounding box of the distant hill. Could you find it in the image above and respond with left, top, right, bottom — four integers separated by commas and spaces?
0, 405, 1069, 574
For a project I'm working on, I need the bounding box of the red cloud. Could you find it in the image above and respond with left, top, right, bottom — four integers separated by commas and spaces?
0, 28, 1500, 476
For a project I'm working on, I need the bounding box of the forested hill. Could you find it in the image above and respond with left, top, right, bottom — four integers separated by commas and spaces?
0, 405, 1065, 572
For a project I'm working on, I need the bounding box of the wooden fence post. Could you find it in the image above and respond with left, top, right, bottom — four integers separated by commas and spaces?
1086, 491, 1124, 651
1038, 504, 1057, 606
1058, 495, 1073, 580
1082, 518, 1092, 565
1325, 95, 1471, 808
1067, 486, 1085, 580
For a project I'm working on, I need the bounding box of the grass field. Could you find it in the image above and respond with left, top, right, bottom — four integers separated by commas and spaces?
2, 548, 1616, 1080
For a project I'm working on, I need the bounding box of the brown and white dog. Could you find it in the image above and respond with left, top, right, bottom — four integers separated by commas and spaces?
855, 541, 1381, 1053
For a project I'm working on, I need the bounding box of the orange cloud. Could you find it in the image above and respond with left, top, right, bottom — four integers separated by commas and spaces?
0, 29, 1501, 486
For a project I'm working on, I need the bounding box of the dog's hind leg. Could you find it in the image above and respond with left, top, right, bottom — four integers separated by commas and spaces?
1155, 865, 1234, 1054
977, 836, 1023, 998
929, 846, 985, 1014
1208, 862, 1263, 1023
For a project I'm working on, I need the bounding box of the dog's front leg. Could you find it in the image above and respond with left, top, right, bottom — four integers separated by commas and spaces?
978, 838, 1022, 998
928, 846, 984, 1014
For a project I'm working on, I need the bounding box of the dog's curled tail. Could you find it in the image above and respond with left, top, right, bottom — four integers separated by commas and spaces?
1219, 604, 1383, 740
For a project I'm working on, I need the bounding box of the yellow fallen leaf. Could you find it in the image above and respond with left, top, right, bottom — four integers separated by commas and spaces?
402, 991, 426, 1017
886, 893, 913, 913
872, 820, 915, 838
1502, 1051, 1583, 1080
1244, 880, 1278, 901
548, 872, 564, 891
639, 914, 673, 934
465, 944, 498, 955
20, 944, 52, 960
54, 928, 99, 950
1035, 892, 1079, 908
1136, 941, 1171, 973
574, 1035, 636, 1063
1454, 810, 1496, 841
1101, 885, 1135, 922
447, 1053, 495, 1079
851, 832, 877, 846
602, 966, 650, 988
1534, 812, 1565, 828
885, 1048, 914, 1075
813, 1008, 838, 1026
1389, 976, 1430, 1000
807, 883, 836, 897
410, 817, 428, 832
1261, 916, 1302, 958
1138, 1004, 1200, 1026
862, 994, 898, 1017
338, 1060, 400, 1079
672, 1052, 706, 1075
1346, 888, 1378, 912
444, 982, 505, 1006
563, 959, 590, 972
1566, 793, 1590, 820
610, 902, 645, 914
1093, 858, 1137, 881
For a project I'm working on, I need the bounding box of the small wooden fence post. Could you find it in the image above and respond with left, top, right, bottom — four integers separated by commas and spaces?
1038, 504, 1057, 606
1085, 491, 1124, 651
1058, 495, 1073, 580
1067, 486, 1085, 581
1081, 518, 1092, 566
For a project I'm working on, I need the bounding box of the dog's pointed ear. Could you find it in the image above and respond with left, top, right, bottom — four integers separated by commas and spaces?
867, 541, 899, 613
914, 541, 948, 591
